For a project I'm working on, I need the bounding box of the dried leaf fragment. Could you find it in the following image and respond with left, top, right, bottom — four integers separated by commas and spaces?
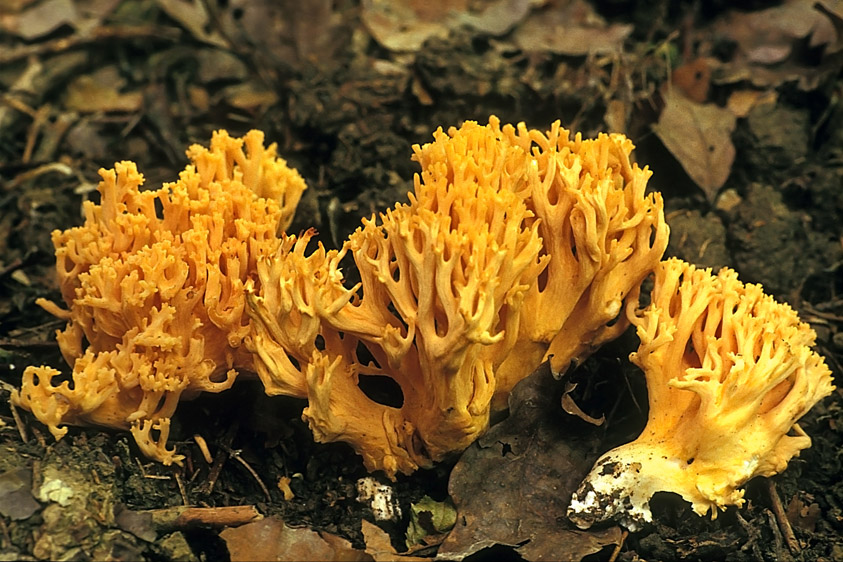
439, 362, 621, 562
0, 468, 41, 520
653, 89, 736, 201
513, 0, 633, 55
4, 0, 79, 40
361, 520, 431, 561
405, 495, 456, 549
562, 382, 605, 426
361, 0, 533, 52
220, 516, 371, 562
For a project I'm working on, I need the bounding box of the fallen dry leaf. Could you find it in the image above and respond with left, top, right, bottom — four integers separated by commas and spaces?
561, 382, 605, 426
3, 0, 78, 40
405, 495, 456, 549
711, 0, 839, 89
153, 0, 228, 47
451, 0, 535, 36
360, 0, 449, 52
816, 0, 843, 53
361, 520, 430, 561
671, 58, 711, 103
361, 0, 532, 52
220, 516, 371, 562
438, 362, 622, 562
714, 0, 834, 63
219, 81, 279, 111
156, 0, 347, 66
652, 88, 736, 201
786, 493, 822, 533
194, 48, 249, 84
512, 0, 632, 55
64, 66, 143, 113
285, 0, 354, 62
726, 89, 777, 118
0, 468, 41, 520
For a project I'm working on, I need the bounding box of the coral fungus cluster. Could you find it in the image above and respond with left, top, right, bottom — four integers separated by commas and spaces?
247, 117, 668, 476
568, 258, 834, 529
15, 117, 834, 527
13, 130, 306, 464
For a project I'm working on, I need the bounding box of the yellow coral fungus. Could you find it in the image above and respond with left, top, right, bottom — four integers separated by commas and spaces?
246, 230, 347, 399
248, 127, 546, 476
13, 130, 306, 464
410, 117, 669, 408
248, 116, 667, 477
568, 258, 835, 530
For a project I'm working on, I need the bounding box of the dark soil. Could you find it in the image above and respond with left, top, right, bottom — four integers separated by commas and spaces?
1, 1, 842, 561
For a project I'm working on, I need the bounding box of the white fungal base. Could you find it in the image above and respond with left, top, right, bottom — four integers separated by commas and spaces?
567, 441, 696, 532
356, 476, 402, 522
567, 455, 654, 532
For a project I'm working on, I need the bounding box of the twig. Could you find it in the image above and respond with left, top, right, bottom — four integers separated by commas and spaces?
34, 111, 77, 163
620, 364, 643, 414
735, 511, 764, 562
0, 58, 42, 131
607, 529, 628, 562
5, 162, 74, 191
175, 472, 189, 507
137, 505, 262, 531
0, 26, 183, 65
0, 258, 24, 279
222, 445, 272, 502
0, 91, 38, 118
0, 518, 10, 549
23, 105, 50, 164
8, 397, 28, 444
765, 509, 788, 561
136, 457, 171, 480
194, 433, 214, 464
768, 480, 801, 555
800, 303, 843, 322
30, 425, 46, 448
198, 421, 239, 495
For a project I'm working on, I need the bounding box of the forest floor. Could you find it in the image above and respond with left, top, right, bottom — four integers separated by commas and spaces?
1, 1, 843, 561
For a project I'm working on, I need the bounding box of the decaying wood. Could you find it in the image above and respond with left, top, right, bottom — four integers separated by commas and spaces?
139, 505, 262, 531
